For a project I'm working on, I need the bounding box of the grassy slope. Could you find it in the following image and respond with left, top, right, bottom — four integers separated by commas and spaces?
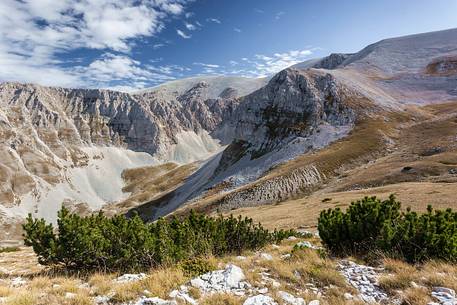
175, 101, 457, 230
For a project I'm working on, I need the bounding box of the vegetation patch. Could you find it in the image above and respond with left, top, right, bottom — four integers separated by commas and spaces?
23, 209, 295, 271
318, 195, 457, 262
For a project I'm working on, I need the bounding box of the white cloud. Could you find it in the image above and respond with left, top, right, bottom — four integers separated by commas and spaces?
275, 11, 285, 20
176, 29, 191, 39
153, 43, 166, 49
185, 22, 197, 31
225, 48, 314, 78
233, 28, 242, 33
0, 0, 190, 88
206, 18, 221, 24
193, 62, 220, 68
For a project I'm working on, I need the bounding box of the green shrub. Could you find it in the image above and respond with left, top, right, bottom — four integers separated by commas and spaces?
318, 195, 457, 262
23, 209, 295, 271
179, 257, 216, 277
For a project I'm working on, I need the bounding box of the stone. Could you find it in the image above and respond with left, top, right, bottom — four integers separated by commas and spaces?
93, 295, 111, 305
116, 273, 147, 283
338, 260, 388, 303
257, 287, 268, 294
431, 286, 457, 304
132, 297, 178, 305
294, 241, 320, 250
278, 291, 306, 305
344, 293, 353, 300
308, 300, 320, 305
260, 253, 273, 260
65, 292, 76, 299
10, 277, 26, 287
243, 295, 278, 305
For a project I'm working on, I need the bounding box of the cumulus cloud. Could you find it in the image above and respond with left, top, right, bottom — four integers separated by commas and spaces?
176, 29, 192, 39
0, 0, 190, 88
226, 48, 314, 78
234, 28, 242, 33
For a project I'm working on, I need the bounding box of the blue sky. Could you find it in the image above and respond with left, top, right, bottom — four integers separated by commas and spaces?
1, 0, 456, 91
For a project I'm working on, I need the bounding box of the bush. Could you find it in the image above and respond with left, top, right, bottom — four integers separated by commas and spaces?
318, 195, 457, 262
179, 257, 216, 277
23, 209, 295, 271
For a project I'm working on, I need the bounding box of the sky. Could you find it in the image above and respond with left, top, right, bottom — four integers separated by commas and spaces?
1, 0, 456, 91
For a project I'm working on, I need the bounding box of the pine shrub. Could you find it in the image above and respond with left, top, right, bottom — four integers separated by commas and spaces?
318, 195, 457, 262
23, 209, 295, 271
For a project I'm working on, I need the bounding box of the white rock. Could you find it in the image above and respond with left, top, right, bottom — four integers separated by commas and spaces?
65, 292, 76, 299
10, 277, 26, 287
260, 253, 273, 260
93, 295, 111, 304
295, 241, 320, 250
190, 278, 206, 289
116, 273, 147, 283
280, 254, 291, 260
132, 296, 177, 305
344, 293, 353, 300
433, 287, 455, 297
243, 295, 278, 305
171, 291, 197, 305
278, 291, 306, 305
272, 245, 280, 249
236, 256, 247, 260
257, 287, 268, 294
287, 236, 298, 241
271, 280, 281, 288
308, 300, 320, 305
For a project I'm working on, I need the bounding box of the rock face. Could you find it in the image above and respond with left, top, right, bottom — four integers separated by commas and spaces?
0, 79, 248, 239
133, 68, 358, 220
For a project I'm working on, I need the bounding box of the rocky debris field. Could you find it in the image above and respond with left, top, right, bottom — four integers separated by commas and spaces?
1, 238, 456, 305
337, 260, 388, 303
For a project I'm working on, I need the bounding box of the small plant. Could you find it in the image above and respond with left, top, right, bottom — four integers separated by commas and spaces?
179, 257, 216, 277
318, 195, 457, 262
0, 246, 19, 253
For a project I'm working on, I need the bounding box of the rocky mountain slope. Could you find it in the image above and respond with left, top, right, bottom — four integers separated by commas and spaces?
1, 28, 457, 241
131, 28, 457, 220
0, 77, 263, 241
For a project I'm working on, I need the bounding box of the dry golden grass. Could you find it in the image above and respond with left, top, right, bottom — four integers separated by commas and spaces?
5, 292, 38, 305
102, 162, 197, 216
400, 287, 432, 305
171, 102, 457, 234
220, 181, 457, 230
138, 267, 188, 299
0, 285, 12, 297
378, 257, 457, 302
199, 293, 243, 305
187, 286, 202, 300
88, 273, 115, 296
111, 266, 189, 302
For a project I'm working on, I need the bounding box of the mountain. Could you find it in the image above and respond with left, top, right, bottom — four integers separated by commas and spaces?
0, 77, 264, 241
129, 28, 457, 220
1, 28, 457, 242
